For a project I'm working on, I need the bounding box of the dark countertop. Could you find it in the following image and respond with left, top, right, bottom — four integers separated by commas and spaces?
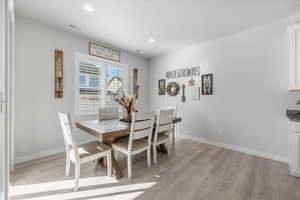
286, 105, 300, 122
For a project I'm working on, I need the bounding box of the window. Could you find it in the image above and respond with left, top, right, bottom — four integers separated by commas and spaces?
75, 53, 128, 115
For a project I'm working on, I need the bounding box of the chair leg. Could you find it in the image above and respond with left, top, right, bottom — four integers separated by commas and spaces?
65, 156, 70, 177
102, 157, 107, 167
172, 127, 175, 150
127, 155, 132, 179
107, 150, 112, 177
167, 141, 171, 157
94, 159, 99, 168
114, 150, 119, 161
147, 147, 151, 167
74, 164, 80, 192
153, 144, 157, 164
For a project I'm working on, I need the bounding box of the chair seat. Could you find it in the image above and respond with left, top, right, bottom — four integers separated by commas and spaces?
112, 137, 148, 153
77, 141, 111, 159
152, 132, 169, 144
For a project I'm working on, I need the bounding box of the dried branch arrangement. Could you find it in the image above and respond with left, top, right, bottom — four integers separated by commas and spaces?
115, 91, 137, 121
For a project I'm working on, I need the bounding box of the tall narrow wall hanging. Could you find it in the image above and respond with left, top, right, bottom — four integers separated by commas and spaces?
133, 68, 139, 98
54, 49, 63, 98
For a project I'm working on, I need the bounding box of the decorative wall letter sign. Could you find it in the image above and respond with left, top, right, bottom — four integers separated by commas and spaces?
166, 66, 200, 79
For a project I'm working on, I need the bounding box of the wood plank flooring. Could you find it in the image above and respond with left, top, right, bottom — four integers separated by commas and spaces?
9, 139, 300, 200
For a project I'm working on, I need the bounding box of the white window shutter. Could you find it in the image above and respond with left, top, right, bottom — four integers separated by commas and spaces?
75, 53, 129, 115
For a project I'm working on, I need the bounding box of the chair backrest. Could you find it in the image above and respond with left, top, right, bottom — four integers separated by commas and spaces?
161, 106, 177, 117
99, 107, 119, 121
154, 109, 175, 144
128, 111, 155, 152
58, 112, 79, 159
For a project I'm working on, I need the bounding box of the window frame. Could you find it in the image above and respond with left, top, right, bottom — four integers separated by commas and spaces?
74, 52, 128, 116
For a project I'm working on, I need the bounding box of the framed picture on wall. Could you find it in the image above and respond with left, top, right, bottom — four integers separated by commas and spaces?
158, 79, 166, 95
202, 74, 213, 95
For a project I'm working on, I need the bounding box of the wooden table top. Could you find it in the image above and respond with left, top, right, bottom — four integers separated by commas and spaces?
76, 117, 182, 141
76, 119, 130, 135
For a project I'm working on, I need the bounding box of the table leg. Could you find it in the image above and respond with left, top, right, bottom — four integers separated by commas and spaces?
110, 150, 123, 179
158, 144, 168, 154
103, 140, 124, 180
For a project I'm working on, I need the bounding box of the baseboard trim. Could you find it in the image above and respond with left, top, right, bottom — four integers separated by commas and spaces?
181, 134, 288, 163
15, 147, 65, 164
15, 139, 96, 164
15, 136, 288, 164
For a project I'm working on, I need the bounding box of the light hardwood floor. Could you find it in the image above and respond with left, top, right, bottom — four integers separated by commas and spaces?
9, 139, 300, 200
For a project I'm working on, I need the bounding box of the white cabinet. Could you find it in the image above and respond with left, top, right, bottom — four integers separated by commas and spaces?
288, 121, 300, 177
288, 24, 300, 91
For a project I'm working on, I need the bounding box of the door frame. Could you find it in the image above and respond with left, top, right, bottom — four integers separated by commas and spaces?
0, 0, 14, 199
8, 0, 15, 172
0, 0, 9, 199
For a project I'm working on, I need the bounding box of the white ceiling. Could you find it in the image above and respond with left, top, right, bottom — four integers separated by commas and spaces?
15, 0, 300, 58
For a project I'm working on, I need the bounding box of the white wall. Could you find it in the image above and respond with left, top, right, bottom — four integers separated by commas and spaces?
16, 13, 300, 164
149, 15, 300, 161
15, 16, 150, 162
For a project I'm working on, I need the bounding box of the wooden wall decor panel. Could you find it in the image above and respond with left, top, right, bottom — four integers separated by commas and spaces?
54, 50, 63, 98
133, 68, 139, 98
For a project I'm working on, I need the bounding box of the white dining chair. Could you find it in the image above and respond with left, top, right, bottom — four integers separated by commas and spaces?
99, 107, 119, 121
112, 111, 155, 179
58, 112, 112, 191
161, 106, 177, 149
152, 109, 175, 164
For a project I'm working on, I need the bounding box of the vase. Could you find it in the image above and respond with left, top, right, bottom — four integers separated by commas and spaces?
122, 107, 132, 121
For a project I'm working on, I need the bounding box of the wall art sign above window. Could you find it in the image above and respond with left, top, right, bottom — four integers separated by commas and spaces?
166, 66, 200, 79
89, 42, 121, 62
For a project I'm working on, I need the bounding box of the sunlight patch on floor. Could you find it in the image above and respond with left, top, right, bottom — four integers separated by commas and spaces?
81, 191, 146, 200
10, 178, 156, 200
10, 176, 117, 196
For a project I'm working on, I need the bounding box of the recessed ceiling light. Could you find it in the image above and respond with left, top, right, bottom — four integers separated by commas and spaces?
148, 38, 156, 43
83, 4, 94, 12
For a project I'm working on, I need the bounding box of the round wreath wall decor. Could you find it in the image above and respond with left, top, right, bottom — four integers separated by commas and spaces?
166, 82, 180, 96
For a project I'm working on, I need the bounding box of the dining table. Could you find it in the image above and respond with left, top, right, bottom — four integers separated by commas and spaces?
75, 116, 182, 179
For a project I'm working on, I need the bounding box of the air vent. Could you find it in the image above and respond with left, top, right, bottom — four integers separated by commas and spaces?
67, 24, 82, 32
136, 50, 144, 53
